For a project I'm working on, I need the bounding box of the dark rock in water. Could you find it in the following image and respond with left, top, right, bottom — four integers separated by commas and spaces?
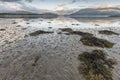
29, 30, 54, 36
12, 22, 17, 24
48, 27, 52, 29
70, 31, 93, 37
78, 50, 117, 80
0, 29, 5, 31
26, 22, 30, 24
95, 24, 99, 26
16, 25, 21, 27
22, 28, 27, 30
99, 30, 119, 35
76, 24, 80, 26
57, 32, 62, 34
48, 22, 51, 23
80, 36, 114, 48
59, 28, 73, 32
71, 24, 75, 25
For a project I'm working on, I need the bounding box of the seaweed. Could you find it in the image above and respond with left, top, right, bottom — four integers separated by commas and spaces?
99, 30, 119, 35
32, 55, 41, 66
80, 36, 114, 48
70, 31, 93, 37
29, 30, 54, 36
78, 50, 117, 80
59, 28, 93, 37
59, 28, 73, 32
16, 25, 21, 27
0, 29, 5, 31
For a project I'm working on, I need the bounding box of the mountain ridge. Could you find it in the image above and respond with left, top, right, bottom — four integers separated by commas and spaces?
70, 7, 120, 17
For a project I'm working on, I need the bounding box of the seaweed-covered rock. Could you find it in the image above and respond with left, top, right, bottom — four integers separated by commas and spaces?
70, 31, 93, 37
80, 36, 114, 48
59, 28, 73, 32
29, 30, 53, 36
78, 50, 117, 80
59, 28, 93, 37
99, 30, 119, 35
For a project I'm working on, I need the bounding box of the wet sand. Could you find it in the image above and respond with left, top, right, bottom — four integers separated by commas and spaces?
0, 18, 120, 80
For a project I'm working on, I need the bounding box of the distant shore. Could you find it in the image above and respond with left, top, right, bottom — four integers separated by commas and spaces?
0, 14, 120, 18
0, 14, 58, 18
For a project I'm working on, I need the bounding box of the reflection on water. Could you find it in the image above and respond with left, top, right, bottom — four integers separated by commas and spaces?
13, 17, 120, 31
73, 17, 120, 23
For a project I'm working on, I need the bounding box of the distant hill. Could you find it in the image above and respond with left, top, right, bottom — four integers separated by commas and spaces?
0, 11, 35, 15
0, 5, 58, 18
37, 13, 58, 18
70, 7, 120, 17
0, 12, 58, 18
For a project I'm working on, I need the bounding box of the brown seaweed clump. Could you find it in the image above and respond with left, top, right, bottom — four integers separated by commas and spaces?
0, 29, 5, 31
29, 30, 54, 36
80, 36, 114, 48
16, 25, 21, 27
59, 28, 93, 37
59, 28, 73, 32
70, 31, 93, 37
78, 50, 117, 80
99, 30, 119, 35
32, 55, 41, 66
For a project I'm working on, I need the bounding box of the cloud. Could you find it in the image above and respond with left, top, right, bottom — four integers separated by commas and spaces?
0, 0, 46, 2
0, 1, 49, 14
0, 1, 27, 11
0, 0, 20, 2
54, 4, 68, 11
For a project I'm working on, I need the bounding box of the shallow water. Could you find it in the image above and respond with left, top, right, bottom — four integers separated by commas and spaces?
0, 17, 120, 80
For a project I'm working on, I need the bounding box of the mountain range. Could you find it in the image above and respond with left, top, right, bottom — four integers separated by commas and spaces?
1, 6, 120, 17
70, 7, 120, 17
0, 3, 49, 14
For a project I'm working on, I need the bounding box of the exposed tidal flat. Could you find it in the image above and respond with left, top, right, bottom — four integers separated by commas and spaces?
0, 17, 120, 80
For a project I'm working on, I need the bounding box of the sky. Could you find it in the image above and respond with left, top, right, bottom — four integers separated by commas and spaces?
0, 0, 120, 13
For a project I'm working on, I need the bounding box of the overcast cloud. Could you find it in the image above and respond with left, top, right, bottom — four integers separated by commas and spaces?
0, 0, 120, 14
